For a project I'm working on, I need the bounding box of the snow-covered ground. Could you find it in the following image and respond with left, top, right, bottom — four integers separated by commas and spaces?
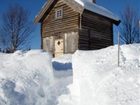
0, 50, 72, 105
58, 44, 140, 105
0, 44, 140, 105
0, 50, 55, 105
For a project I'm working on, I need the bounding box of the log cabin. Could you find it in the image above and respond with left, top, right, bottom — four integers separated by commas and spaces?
35, 0, 120, 57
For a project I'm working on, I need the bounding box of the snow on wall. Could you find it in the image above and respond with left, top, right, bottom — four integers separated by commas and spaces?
58, 44, 140, 105
0, 50, 54, 105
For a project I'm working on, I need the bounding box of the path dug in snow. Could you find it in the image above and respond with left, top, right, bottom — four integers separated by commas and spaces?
58, 44, 140, 105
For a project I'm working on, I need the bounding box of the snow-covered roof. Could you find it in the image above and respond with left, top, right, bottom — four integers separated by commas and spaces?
75, 0, 120, 22
35, 0, 120, 24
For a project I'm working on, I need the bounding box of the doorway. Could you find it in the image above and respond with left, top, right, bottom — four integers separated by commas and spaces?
54, 38, 64, 57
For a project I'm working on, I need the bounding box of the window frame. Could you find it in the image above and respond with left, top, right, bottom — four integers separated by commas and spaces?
55, 8, 63, 19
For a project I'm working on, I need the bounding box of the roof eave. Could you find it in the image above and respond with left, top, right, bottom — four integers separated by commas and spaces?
34, 0, 121, 25
114, 20, 121, 26
84, 9, 120, 26
34, 0, 56, 24
34, 16, 40, 23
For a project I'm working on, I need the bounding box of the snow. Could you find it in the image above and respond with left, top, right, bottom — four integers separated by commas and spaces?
35, 0, 119, 24
51, 54, 73, 105
58, 44, 140, 105
74, 0, 120, 22
52, 54, 72, 78
0, 44, 140, 105
0, 50, 72, 105
0, 50, 54, 105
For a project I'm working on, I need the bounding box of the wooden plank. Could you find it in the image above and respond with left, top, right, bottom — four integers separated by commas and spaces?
42, 0, 79, 38
79, 10, 113, 50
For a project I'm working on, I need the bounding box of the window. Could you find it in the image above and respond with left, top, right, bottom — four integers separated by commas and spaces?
55, 8, 63, 19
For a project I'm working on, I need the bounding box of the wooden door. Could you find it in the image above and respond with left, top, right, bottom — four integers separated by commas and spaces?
54, 38, 64, 57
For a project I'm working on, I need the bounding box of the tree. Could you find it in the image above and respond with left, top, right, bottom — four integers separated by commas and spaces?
0, 4, 34, 53
119, 6, 140, 44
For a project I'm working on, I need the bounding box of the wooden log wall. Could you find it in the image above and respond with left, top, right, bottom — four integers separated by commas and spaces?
79, 10, 113, 50
42, 0, 79, 38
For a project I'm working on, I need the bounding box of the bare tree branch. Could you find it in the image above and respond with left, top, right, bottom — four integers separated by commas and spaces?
119, 5, 140, 44
0, 4, 34, 53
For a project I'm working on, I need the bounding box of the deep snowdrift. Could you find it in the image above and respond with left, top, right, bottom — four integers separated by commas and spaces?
0, 44, 140, 105
0, 50, 73, 105
0, 50, 54, 105
58, 44, 140, 105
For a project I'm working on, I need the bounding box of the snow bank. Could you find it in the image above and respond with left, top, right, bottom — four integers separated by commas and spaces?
1, 44, 140, 105
0, 50, 54, 105
58, 44, 140, 105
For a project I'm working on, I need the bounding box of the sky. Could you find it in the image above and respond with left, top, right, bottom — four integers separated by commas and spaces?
0, 0, 46, 49
0, 0, 140, 49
